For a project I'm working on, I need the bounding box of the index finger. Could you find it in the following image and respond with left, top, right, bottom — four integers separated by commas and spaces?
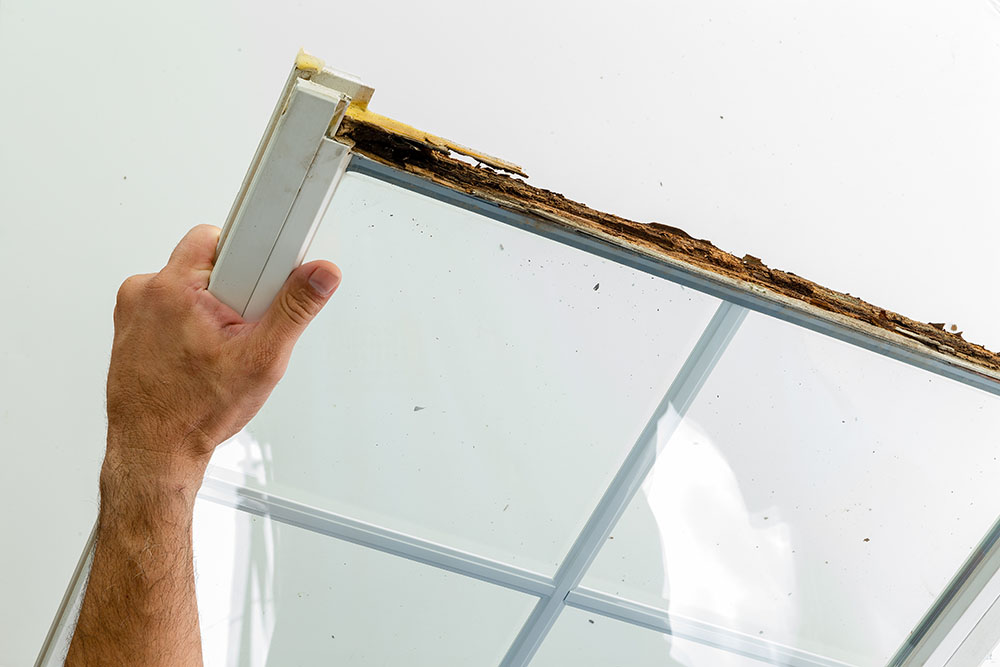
162, 225, 221, 278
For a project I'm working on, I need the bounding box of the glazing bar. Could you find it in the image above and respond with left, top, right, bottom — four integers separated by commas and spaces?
197, 469, 556, 598
498, 301, 748, 667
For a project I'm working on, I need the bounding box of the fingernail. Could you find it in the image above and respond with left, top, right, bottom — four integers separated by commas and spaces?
308, 267, 340, 296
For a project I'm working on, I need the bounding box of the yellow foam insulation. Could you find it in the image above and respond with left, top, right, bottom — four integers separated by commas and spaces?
343, 105, 527, 178
295, 48, 325, 73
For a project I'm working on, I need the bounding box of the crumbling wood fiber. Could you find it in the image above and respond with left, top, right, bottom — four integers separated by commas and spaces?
336, 115, 1000, 374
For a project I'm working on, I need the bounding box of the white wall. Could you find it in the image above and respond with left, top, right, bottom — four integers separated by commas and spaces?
2, 1, 1000, 665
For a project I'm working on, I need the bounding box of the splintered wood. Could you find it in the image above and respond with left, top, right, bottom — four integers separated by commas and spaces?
335, 115, 1000, 375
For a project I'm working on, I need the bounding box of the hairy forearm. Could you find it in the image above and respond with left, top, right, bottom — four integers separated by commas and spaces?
65, 447, 206, 666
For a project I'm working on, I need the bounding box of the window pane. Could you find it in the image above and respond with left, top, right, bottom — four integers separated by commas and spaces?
210, 172, 722, 574
582, 311, 1000, 665
531, 605, 763, 666
193, 500, 536, 666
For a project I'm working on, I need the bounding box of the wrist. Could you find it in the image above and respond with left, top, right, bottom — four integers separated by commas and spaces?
106, 420, 210, 476
101, 439, 208, 515
98, 465, 200, 547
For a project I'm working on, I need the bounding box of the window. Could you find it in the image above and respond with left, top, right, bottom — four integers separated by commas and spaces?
38, 58, 1000, 667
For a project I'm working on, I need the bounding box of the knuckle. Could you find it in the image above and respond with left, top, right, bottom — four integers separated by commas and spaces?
115, 275, 145, 309
276, 289, 317, 328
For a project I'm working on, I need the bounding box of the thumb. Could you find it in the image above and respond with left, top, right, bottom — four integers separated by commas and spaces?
254, 260, 341, 351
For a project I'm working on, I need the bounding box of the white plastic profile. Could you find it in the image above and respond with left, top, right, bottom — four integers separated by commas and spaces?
241, 138, 352, 321
209, 69, 366, 320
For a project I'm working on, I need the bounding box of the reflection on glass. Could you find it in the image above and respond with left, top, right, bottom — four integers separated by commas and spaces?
583, 311, 1000, 665
210, 172, 722, 574
531, 605, 761, 666
192, 498, 536, 666
199, 433, 277, 666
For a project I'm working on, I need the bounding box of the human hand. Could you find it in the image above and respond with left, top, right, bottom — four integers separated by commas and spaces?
104, 224, 341, 488
65, 224, 338, 666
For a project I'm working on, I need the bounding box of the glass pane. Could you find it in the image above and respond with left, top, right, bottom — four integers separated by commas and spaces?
582, 311, 1000, 666
193, 499, 536, 666
531, 605, 762, 666
210, 171, 722, 574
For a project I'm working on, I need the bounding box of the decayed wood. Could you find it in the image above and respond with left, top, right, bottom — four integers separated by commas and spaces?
335, 115, 1000, 375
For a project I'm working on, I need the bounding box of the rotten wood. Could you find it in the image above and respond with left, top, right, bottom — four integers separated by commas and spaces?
335, 115, 1000, 374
